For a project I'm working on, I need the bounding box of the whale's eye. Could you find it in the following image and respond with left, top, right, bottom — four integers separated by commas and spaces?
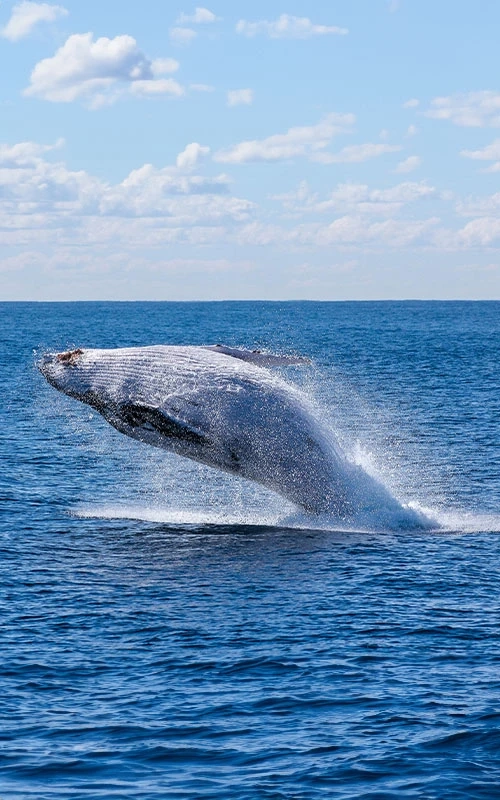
57, 348, 84, 364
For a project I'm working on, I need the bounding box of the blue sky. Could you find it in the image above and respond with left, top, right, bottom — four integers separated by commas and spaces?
1, 0, 500, 300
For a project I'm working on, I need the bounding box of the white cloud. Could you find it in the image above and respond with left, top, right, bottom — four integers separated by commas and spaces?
24, 33, 184, 105
227, 88, 254, 107
312, 216, 438, 247
402, 98, 419, 109
213, 113, 354, 164
356, 181, 435, 205
395, 155, 421, 173
0, 1, 67, 41
169, 26, 197, 45
456, 218, 500, 246
130, 79, 184, 97
425, 91, 500, 127
274, 180, 436, 217
462, 140, 500, 160
177, 7, 217, 24
455, 192, 500, 218
438, 191, 500, 248
314, 142, 401, 164
0, 139, 104, 211
176, 142, 210, 170
99, 165, 243, 220
0, 138, 64, 165
236, 14, 348, 39
151, 58, 179, 75
5, 135, 500, 277
461, 139, 500, 171
0, 138, 249, 238
406, 124, 418, 137
237, 216, 439, 249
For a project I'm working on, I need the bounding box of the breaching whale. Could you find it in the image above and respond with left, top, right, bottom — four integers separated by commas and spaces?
39, 344, 430, 529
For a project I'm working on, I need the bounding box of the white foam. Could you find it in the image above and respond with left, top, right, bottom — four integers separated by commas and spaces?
420, 508, 500, 534
72, 504, 284, 528
72, 500, 438, 533
72, 502, 500, 534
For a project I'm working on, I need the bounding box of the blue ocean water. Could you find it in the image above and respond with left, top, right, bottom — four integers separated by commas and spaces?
1, 300, 500, 798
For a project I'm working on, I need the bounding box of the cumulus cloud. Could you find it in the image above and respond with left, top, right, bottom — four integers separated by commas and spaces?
213, 113, 354, 164
435, 191, 500, 249
227, 88, 254, 107
455, 218, 500, 247
0, 138, 249, 239
0, 1, 67, 41
425, 91, 500, 127
24, 33, 183, 105
176, 7, 217, 24
236, 14, 348, 39
0, 139, 104, 211
0, 137, 64, 165
176, 142, 210, 170
169, 26, 197, 44
99, 164, 240, 219
395, 155, 421, 173
3, 137, 496, 264
314, 142, 401, 164
402, 98, 419, 109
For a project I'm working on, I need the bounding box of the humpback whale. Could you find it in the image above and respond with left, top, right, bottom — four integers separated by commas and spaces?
39, 344, 430, 528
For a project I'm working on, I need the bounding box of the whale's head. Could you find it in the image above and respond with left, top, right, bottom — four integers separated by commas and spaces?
38, 348, 109, 411
38, 346, 216, 458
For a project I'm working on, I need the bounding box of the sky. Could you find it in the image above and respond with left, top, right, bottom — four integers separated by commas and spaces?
1, 0, 500, 300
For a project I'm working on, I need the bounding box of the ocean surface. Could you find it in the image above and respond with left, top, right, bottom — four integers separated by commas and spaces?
2, 300, 500, 799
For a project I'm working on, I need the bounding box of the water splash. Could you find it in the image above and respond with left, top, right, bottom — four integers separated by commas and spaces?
73, 497, 440, 533
72, 500, 500, 535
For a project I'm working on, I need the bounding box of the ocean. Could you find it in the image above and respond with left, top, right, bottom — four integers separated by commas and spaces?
1, 300, 500, 798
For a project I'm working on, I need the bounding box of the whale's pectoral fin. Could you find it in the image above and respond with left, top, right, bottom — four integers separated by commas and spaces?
119, 403, 209, 445
205, 344, 311, 367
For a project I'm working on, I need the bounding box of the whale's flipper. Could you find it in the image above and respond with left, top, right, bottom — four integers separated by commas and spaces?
204, 344, 310, 367
119, 403, 210, 445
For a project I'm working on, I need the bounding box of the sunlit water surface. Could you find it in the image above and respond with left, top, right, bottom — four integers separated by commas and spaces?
2, 301, 500, 798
